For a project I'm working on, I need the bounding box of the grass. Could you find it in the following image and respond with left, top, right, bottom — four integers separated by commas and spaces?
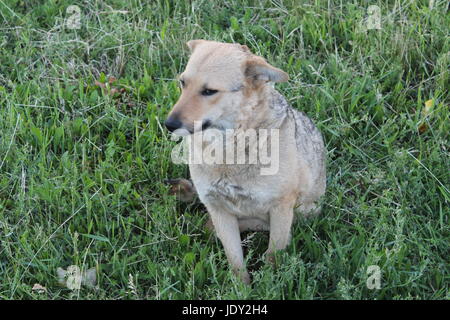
0, 0, 448, 299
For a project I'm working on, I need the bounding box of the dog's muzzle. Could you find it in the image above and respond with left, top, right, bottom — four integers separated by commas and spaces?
164, 117, 183, 132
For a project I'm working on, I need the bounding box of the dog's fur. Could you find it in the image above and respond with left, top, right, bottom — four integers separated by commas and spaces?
165, 40, 326, 284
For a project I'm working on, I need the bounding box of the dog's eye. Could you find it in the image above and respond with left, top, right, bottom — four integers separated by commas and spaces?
201, 88, 218, 96
179, 79, 185, 88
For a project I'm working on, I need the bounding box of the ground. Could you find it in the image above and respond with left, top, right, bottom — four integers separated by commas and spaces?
0, 0, 448, 299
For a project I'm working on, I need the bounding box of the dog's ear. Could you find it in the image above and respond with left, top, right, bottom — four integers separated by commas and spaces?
244, 56, 289, 83
186, 39, 205, 53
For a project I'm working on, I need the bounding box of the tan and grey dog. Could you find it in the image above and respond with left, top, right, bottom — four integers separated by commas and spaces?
165, 40, 326, 284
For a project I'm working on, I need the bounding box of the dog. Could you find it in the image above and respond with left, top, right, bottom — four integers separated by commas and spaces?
165, 40, 326, 284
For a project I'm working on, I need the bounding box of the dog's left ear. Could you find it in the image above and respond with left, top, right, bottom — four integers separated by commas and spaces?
244, 56, 289, 83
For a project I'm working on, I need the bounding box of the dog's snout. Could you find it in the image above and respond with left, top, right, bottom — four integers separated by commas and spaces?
165, 117, 183, 132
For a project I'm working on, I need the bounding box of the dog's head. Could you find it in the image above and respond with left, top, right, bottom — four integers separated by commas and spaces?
165, 40, 288, 134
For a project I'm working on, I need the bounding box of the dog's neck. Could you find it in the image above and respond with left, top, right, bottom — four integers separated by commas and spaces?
237, 84, 288, 131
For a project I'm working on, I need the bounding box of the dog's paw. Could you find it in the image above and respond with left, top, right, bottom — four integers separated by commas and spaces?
234, 270, 251, 286
241, 272, 251, 285
164, 178, 197, 202
264, 251, 277, 269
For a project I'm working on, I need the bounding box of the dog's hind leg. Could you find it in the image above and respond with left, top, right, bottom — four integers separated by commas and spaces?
164, 178, 197, 202
265, 200, 295, 265
295, 196, 322, 218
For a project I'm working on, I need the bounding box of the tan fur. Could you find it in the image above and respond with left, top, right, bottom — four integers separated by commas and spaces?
166, 40, 326, 285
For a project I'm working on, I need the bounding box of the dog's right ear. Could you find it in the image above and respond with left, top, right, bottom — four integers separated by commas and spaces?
186, 40, 206, 53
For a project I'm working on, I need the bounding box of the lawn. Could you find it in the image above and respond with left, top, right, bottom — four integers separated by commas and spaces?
0, 0, 448, 299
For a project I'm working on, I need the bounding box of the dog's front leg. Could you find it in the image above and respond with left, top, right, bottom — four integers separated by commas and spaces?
266, 201, 295, 265
208, 208, 250, 285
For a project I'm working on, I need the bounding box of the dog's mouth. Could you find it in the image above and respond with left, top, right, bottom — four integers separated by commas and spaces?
170, 119, 216, 136
199, 120, 227, 133
201, 120, 211, 131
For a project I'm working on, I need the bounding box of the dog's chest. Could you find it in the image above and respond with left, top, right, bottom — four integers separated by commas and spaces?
190, 164, 272, 218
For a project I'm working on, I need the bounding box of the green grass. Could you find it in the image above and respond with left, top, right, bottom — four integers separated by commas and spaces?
0, 0, 448, 299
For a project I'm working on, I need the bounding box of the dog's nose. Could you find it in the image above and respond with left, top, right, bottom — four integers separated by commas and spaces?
164, 117, 183, 132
